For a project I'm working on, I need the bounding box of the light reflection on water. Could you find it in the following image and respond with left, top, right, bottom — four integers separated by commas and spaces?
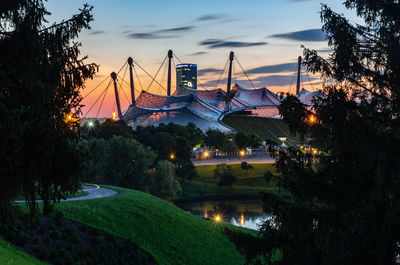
176, 200, 270, 230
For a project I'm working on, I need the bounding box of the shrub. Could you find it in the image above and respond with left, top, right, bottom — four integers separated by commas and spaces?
49, 230, 60, 240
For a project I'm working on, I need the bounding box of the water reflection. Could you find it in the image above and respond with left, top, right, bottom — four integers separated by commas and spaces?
176, 200, 270, 230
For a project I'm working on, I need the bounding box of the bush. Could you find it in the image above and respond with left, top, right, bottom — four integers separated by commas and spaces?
49, 230, 61, 240
264, 171, 274, 183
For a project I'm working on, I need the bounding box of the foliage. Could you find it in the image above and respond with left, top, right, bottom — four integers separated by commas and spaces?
175, 160, 198, 181
205, 129, 227, 150
213, 164, 236, 188
0, 0, 97, 218
241, 162, 254, 176
81, 119, 134, 140
227, 1, 400, 264
235, 132, 263, 150
82, 136, 181, 201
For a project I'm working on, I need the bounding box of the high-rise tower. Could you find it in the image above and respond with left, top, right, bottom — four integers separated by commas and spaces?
176, 64, 197, 93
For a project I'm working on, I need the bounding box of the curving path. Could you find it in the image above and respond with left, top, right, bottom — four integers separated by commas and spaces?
15, 184, 117, 203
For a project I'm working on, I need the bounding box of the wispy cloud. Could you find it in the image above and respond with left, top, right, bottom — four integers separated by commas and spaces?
198, 68, 222, 75
127, 33, 177, 39
247, 63, 298, 74
89, 30, 105, 35
124, 26, 194, 39
199, 39, 267, 49
156, 26, 194, 33
196, 14, 224, 21
269, 29, 326, 42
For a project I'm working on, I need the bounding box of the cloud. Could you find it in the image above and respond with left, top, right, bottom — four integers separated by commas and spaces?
198, 68, 222, 75
124, 26, 194, 39
156, 26, 194, 33
270, 29, 326, 42
199, 39, 267, 49
252, 74, 319, 87
89, 30, 105, 35
247, 62, 298, 74
196, 14, 224, 21
127, 33, 177, 39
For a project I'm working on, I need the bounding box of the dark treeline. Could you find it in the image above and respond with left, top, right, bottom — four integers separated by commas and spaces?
226, 1, 400, 264
0, 1, 96, 219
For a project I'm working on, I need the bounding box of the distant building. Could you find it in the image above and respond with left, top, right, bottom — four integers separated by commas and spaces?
176, 64, 197, 93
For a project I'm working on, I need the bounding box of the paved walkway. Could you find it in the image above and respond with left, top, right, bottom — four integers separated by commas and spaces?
192, 156, 275, 166
15, 184, 117, 203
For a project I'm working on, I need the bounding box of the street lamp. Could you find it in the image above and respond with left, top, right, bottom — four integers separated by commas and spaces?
308, 114, 317, 124
240, 150, 245, 157
170, 153, 175, 160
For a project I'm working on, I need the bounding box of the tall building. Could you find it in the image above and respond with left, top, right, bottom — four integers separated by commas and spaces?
176, 64, 197, 91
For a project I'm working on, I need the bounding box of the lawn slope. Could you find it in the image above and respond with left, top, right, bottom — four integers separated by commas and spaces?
0, 238, 45, 265
55, 186, 251, 265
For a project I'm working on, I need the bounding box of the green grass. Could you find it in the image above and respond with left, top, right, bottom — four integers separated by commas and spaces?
0, 238, 44, 265
178, 163, 291, 201
55, 186, 256, 265
222, 115, 299, 145
195, 163, 277, 191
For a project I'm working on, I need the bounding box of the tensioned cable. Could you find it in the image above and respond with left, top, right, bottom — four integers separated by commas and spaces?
215, 58, 229, 89
131, 59, 167, 92
117, 78, 131, 105
133, 66, 144, 91
160, 58, 168, 94
288, 64, 298, 95
82, 75, 109, 99
120, 77, 142, 94
84, 79, 112, 118
174, 53, 208, 90
95, 81, 111, 119
145, 56, 168, 91
234, 55, 256, 89
305, 71, 315, 91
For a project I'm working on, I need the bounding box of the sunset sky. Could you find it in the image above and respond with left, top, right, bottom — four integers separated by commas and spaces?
45, 0, 359, 117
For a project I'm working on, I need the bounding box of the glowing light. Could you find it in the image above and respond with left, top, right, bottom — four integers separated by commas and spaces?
240, 214, 245, 226
309, 114, 317, 124
240, 150, 245, 156
312, 148, 318, 155
112, 112, 117, 120
203, 151, 209, 158
214, 215, 221, 222
68, 114, 72, 121
88, 121, 94, 128
170, 153, 175, 160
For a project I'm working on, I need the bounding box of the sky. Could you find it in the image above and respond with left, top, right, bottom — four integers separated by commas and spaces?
44, 0, 360, 117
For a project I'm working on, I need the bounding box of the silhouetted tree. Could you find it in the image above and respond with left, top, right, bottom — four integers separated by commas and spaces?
226, 1, 400, 264
241, 162, 253, 176
0, 0, 97, 218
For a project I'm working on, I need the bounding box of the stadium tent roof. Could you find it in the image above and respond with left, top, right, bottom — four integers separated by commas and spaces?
123, 90, 232, 132
123, 84, 328, 132
297, 88, 325, 106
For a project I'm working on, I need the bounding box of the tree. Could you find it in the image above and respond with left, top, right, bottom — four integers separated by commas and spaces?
213, 164, 236, 188
241, 162, 253, 176
226, 1, 400, 264
0, 1, 97, 217
205, 129, 226, 150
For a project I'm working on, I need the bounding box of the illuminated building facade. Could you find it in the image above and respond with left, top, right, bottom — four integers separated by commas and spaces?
176, 64, 197, 91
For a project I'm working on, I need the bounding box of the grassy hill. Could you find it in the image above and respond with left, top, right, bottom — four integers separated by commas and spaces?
0, 238, 44, 265
222, 115, 298, 145
55, 186, 256, 265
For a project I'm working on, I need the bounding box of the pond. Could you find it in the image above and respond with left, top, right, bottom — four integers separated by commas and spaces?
176, 199, 270, 230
